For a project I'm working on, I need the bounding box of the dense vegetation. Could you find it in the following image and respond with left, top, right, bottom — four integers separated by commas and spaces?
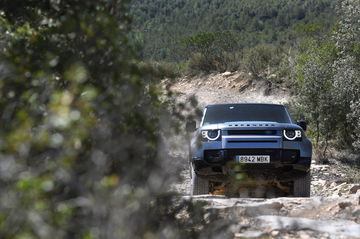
130, 0, 338, 61
292, 0, 360, 154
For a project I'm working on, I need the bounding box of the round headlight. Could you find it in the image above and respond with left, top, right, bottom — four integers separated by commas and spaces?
285, 130, 296, 138
207, 130, 219, 139
283, 129, 301, 140
202, 130, 221, 141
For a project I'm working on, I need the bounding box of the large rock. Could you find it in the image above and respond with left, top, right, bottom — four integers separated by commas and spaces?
242, 201, 284, 217
234, 231, 266, 238
353, 208, 360, 217
338, 201, 352, 210
190, 197, 284, 218
350, 184, 360, 194
257, 215, 360, 238
222, 71, 234, 77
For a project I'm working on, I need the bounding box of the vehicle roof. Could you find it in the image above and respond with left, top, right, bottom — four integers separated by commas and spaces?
205, 103, 285, 108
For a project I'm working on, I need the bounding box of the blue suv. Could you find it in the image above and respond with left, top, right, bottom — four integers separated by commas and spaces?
186, 103, 312, 197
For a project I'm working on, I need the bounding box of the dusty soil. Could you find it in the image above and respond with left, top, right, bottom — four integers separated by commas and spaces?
169, 72, 360, 239
169, 71, 290, 107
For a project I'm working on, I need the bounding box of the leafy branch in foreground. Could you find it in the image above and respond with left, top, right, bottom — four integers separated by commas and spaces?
0, 1, 231, 238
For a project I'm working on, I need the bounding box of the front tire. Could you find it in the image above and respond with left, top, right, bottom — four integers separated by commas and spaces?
191, 165, 209, 195
293, 171, 311, 197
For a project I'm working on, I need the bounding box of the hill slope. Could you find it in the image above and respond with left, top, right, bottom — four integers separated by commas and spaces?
130, 0, 338, 60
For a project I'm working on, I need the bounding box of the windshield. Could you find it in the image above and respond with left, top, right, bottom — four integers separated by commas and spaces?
202, 104, 292, 125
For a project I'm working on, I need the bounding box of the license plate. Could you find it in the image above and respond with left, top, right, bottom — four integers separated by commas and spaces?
236, 155, 270, 163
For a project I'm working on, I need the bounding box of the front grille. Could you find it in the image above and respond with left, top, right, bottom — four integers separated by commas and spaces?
228, 140, 278, 143
227, 130, 277, 136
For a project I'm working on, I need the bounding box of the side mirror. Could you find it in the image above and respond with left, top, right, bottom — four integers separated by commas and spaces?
186, 120, 197, 132
297, 120, 307, 131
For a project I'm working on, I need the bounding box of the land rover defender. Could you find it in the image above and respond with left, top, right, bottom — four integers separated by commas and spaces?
186, 103, 312, 197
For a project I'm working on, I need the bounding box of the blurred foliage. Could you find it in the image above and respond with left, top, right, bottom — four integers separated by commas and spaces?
0, 1, 232, 238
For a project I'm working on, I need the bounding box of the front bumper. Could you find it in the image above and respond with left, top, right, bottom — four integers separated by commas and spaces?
191, 126, 312, 180
192, 148, 311, 180
195, 148, 310, 166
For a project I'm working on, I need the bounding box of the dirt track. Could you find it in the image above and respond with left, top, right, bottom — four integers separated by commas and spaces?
169, 72, 360, 239
170, 71, 290, 107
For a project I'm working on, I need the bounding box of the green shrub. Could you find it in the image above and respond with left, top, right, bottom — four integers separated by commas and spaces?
148, 61, 182, 79
241, 45, 285, 78
187, 52, 216, 74
182, 31, 240, 74
187, 52, 241, 74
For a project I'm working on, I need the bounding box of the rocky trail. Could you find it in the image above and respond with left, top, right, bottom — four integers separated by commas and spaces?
169, 72, 360, 239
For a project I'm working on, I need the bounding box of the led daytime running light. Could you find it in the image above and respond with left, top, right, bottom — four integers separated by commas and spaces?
202, 130, 221, 141
283, 129, 301, 140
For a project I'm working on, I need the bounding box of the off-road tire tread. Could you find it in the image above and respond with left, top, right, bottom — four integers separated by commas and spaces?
294, 171, 311, 197
191, 166, 209, 195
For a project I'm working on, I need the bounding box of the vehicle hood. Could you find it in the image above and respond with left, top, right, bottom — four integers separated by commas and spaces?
200, 121, 302, 130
